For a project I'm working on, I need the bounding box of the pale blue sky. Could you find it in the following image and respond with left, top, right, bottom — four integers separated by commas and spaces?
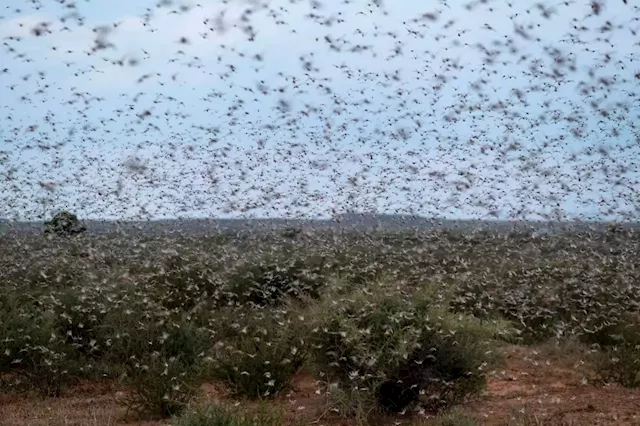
1, 0, 639, 221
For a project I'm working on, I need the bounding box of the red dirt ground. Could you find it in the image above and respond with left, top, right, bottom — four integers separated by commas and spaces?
1, 345, 639, 425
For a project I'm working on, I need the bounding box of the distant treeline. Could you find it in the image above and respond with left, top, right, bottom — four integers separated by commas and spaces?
1, 214, 637, 236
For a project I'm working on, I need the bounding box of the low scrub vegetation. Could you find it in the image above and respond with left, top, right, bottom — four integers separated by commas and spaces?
172, 402, 284, 426
304, 283, 501, 416
206, 306, 308, 398
0, 226, 638, 424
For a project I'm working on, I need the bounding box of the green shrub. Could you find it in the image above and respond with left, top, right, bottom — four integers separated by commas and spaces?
0, 294, 78, 396
101, 311, 211, 372
99, 310, 211, 416
325, 384, 377, 425
327, 249, 388, 287
584, 315, 640, 388
44, 210, 87, 237
0, 293, 46, 372
51, 288, 109, 359
224, 256, 328, 307
11, 342, 78, 397
450, 261, 640, 344
172, 402, 283, 426
17, 260, 86, 292
306, 284, 499, 416
207, 307, 307, 398
0, 303, 80, 396
581, 315, 640, 348
148, 259, 220, 311
122, 353, 202, 418
594, 344, 640, 388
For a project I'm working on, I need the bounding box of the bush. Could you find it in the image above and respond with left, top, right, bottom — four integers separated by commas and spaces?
148, 257, 220, 311
450, 261, 640, 344
172, 402, 284, 426
122, 354, 202, 418
44, 210, 87, 237
0, 293, 78, 396
595, 345, 640, 388
586, 315, 640, 388
12, 342, 78, 397
306, 284, 500, 416
13, 259, 86, 292
581, 314, 640, 348
224, 256, 328, 307
110, 315, 212, 418
207, 307, 307, 398
106, 313, 211, 366
51, 288, 109, 359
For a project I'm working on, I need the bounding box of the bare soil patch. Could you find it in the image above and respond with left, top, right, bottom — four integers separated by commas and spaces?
2, 346, 639, 426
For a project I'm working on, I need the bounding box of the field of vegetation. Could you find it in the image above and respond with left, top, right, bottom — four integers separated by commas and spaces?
1, 226, 639, 425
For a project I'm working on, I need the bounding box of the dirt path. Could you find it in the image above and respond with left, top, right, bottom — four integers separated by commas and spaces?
469, 346, 640, 425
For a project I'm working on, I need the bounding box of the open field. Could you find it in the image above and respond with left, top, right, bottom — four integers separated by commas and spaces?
1, 226, 640, 425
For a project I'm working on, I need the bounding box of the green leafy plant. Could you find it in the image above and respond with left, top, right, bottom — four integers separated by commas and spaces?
111, 316, 211, 418
305, 284, 500, 417
0, 293, 78, 396
122, 353, 202, 418
148, 258, 220, 311
207, 308, 307, 398
172, 402, 284, 426
594, 342, 640, 388
44, 210, 87, 237
224, 256, 328, 307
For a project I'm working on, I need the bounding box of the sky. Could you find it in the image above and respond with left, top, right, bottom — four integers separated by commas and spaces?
0, 0, 639, 221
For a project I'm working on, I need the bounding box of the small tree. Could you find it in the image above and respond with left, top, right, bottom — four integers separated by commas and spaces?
44, 211, 87, 237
